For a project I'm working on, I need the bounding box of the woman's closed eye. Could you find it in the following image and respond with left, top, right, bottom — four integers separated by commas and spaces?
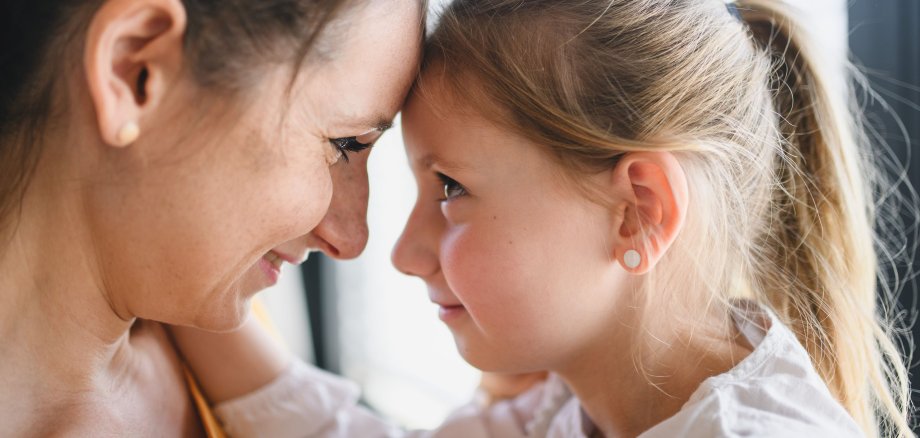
329, 137, 372, 163
436, 172, 467, 201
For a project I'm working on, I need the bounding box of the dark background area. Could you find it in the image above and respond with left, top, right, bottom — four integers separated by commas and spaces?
849, 0, 920, 427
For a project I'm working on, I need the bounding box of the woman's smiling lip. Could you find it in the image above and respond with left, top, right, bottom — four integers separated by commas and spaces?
258, 254, 281, 286
257, 249, 303, 287
271, 249, 304, 265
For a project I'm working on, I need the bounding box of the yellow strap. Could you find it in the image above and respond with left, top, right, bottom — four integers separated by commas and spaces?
184, 363, 228, 438
183, 297, 281, 437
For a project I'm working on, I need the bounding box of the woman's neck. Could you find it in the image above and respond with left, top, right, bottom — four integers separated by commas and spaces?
0, 187, 123, 417
0, 171, 193, 434
556, 302, 753, 438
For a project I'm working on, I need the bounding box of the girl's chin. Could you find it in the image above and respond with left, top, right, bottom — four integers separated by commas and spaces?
453, 339, 512, 372
452, 334, 545, 373
461, 354, 528, 374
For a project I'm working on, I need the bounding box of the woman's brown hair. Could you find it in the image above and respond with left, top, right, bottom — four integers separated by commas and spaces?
0, 0, 357, 234
420, 0, 913, 435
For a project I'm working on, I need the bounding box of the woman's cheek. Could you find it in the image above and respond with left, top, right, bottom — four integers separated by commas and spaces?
267, 162, 332, 239
288, 174, 333, 233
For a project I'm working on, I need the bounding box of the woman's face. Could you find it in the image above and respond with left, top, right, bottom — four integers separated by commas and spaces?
89, 1, 421, 330
394, 83, 630, 372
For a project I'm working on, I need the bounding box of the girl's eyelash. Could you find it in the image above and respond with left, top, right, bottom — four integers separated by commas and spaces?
329, 137, 372, 163
436, 172, 467, 201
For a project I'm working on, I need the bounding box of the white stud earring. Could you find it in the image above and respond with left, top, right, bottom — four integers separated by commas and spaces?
623, 249, 641, 269
116, 121, 140, 146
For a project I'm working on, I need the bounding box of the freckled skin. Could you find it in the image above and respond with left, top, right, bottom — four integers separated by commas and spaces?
86, 1, 422, 331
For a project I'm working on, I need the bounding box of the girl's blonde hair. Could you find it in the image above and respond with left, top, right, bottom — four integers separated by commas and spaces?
421, 0, 913, 435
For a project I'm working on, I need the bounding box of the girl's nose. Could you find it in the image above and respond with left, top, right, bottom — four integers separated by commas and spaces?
391, 206, 440, 278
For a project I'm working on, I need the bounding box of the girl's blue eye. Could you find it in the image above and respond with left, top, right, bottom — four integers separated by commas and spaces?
436, 172, 467, 201
330, 137, 372, 163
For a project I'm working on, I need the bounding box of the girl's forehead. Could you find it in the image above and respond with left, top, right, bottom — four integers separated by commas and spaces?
411, 65, 509, 117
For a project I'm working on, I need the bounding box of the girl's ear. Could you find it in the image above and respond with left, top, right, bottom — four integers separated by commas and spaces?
606, 151, 689, 273
84, 0, 187, 147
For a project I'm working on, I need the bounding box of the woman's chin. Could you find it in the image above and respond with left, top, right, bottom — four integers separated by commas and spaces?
184, 296, 252, 333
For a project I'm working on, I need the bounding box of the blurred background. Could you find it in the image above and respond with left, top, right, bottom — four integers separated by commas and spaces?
257, 0, 920, 430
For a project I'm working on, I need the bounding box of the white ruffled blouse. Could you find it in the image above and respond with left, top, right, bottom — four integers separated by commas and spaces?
213, 301, 863, 437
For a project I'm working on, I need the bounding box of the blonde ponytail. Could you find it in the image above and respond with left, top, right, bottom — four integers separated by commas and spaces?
736, 1, 911, 435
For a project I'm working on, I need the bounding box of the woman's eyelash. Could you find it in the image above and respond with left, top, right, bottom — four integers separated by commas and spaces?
329, 137, 372, 163
436, 172, 467, 201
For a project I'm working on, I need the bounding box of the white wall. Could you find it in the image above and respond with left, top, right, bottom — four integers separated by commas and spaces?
259, 264, 313, 363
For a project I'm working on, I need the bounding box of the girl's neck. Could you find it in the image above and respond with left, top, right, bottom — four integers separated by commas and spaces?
556, 303, 753, 438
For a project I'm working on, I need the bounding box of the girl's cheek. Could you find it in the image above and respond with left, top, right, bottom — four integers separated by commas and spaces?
438, 203, 478, 281
439, 230, 465, 279
440, 229, 483, 297
440, 197, 476, 224
440, 202, 451, 219
440, 203, 461, 225
442, 227, 512, 300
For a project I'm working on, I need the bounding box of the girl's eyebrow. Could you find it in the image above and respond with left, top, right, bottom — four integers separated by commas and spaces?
418, 152, 470, 173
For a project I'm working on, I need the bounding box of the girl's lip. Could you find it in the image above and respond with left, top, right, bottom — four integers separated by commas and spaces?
438, 304, 467, 323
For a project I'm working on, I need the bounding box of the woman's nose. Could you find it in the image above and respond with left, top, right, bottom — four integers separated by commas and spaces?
391, 204, 440, 278
309, 155, 370, 259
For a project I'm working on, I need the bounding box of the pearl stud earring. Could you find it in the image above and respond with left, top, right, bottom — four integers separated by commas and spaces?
623, 249, 641, 269
116, 121, 139, 146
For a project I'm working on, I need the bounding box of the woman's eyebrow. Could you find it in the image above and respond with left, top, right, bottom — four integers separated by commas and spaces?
371, 120, 394, 132
343, 114, 393, 133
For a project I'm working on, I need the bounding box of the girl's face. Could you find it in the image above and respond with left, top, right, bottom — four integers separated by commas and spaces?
395, 85, 630, 372
87, 1, 421, 330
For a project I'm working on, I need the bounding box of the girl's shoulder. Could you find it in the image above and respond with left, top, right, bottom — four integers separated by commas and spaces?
641, 301, 864, 437
640, 381, 863, 437
543, 301, 865, 438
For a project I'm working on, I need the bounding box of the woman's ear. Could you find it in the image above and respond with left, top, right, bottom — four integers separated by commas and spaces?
608, 151, 689, 273
84, 0, 187, 147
